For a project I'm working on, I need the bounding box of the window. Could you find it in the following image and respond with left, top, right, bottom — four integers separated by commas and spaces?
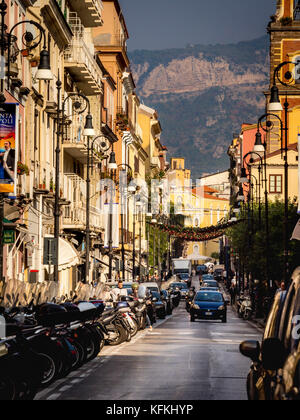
269, 175, 282, 194
134, 156, 139, 174
295, 1, 300, 20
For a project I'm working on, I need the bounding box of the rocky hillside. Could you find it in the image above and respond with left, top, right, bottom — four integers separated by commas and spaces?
129, 36, 269, 178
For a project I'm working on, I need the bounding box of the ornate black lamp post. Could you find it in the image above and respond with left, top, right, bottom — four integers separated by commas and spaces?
107, 145, 117, 281
267, 61, 299, 285
255, 112, 286, 288
0, 2, 53, 103
117, 163, 133, 281
55, 81, 95, 282
0, 2, 52, 290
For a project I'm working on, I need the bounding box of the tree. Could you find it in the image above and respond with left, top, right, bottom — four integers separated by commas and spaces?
227, 199, 300, 285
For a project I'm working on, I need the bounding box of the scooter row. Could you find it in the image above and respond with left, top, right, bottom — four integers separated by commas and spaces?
236, 295, 253, 320
0, 293, 148, 400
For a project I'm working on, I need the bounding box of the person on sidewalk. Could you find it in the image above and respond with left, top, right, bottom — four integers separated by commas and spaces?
229, 284, 237, 306
111, 281, 128, 302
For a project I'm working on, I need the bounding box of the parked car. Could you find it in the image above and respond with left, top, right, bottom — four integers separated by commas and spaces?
151, 291, 167, 319
240, 290, 287, 400
274, 267, 300, 400
240, 267, 300, 401
190, 291, 228, 323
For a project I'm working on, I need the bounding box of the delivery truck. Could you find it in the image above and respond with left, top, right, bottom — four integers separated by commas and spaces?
172, 258, 192, 278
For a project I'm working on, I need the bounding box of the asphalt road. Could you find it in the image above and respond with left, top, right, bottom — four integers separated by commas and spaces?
37, 301, 262, 401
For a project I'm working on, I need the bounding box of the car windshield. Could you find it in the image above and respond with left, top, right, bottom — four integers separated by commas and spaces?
195, 292, 223, 302
151, 291, 161, 299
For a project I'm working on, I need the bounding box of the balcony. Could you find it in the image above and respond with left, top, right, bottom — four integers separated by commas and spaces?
68, 0, 103, 28
64, 38, 103, 96
94, 32, 129, 67
95, 33, 127, 49
41, 0, 73, 50
63, 174, 104, 232
63, 121, 104, 163
63, 122, 88, 163
150, 156, 161, 169
102, 106, 113, 131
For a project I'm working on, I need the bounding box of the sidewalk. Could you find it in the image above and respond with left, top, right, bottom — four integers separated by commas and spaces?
230, 298, 266, 331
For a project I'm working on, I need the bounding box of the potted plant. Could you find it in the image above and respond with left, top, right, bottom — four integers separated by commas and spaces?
17, 161, 29, 176
50, 177, 54, 192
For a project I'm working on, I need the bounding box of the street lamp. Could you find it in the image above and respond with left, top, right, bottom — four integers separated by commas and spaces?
118, 163, 133, 280
243, 151, 263, 230
0, 15, 53, 100
0, 4, 53, 288
146, 212, 152, 280
107, 147, 117, 281
151, 217, 157, 277
54, 80, 95, 283
267, 61, 297, 285
85, 136, 112, 285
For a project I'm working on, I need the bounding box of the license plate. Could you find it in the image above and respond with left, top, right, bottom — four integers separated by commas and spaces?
205, 312, 213, 316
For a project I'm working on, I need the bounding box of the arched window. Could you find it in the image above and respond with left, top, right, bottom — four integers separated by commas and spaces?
194, 218, 199, 227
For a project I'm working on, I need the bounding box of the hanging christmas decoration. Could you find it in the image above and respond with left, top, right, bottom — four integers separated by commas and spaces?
151, 219, 242, 242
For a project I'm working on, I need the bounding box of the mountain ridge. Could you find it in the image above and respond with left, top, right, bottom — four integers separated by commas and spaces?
129, 36, 269, 179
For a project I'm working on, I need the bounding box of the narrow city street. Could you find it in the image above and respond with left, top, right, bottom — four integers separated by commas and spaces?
37, 304, 262, 401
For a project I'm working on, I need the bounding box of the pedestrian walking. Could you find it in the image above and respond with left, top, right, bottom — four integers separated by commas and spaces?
229, 284, 237, 306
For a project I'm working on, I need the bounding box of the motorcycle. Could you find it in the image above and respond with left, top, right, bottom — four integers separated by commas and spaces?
237, 296, 253, 320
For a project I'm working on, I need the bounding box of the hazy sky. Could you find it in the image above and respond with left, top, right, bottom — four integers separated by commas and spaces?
118, 0, 276, 51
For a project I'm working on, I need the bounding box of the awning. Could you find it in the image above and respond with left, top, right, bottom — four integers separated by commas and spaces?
291, 219, 300, 241
44, 237, 81, 272
186, 254, 212, 261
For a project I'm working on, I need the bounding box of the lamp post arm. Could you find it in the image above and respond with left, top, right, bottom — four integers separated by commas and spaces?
8, 20, 46, 49
258, 113, 284, 151
62, 93, 91, 116
7, 20, 46, 91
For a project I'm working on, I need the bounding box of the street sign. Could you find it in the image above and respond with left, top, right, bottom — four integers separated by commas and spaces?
3, 229, 15, 244
43, 238, 58, 266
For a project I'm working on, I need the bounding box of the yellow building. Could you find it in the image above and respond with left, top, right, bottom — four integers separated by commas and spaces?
168, 158, 229, 261
251, 146, 298, 203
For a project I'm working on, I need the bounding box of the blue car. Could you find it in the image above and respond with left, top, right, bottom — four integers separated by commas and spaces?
190, 291, 227, 323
